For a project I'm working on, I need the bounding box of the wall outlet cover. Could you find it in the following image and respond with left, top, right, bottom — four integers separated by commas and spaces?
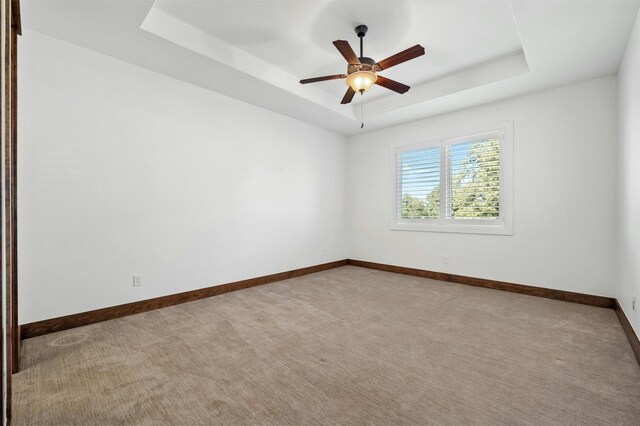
133, 274, 143, 287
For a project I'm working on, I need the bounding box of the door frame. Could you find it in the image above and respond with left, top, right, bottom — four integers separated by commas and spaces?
3, 0, 20, 421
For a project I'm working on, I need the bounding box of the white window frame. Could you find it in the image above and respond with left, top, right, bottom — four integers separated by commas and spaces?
390, 121, 513, 235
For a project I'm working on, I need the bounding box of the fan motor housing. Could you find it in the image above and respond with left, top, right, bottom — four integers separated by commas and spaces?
348, 57, 376, 74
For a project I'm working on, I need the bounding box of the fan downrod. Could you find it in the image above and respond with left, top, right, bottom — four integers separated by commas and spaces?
355, 25, 368, 58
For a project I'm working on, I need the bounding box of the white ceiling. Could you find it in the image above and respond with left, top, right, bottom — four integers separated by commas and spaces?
153, 0, 523, 102
20, 0, 640, 136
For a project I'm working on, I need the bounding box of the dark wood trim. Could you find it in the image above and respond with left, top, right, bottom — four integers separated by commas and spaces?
21, 260, 348, 339
4, 0, 20, 419
2, 1, 7, 420
347, 260, 640, 362
614, 299, 640, 365
10, 0, 19, 375
347, 259, 616, 309
11, 0, 20, 35
20, 258, 640, 369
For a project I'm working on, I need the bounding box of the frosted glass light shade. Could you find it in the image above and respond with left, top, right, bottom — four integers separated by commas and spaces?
345, 71, 377, 92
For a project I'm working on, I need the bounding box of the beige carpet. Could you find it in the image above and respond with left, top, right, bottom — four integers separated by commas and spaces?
13, 266, 640, 425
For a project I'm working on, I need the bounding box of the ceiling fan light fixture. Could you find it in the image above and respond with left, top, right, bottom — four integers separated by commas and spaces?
299, 25, 425, 107
346, 70, 377, 93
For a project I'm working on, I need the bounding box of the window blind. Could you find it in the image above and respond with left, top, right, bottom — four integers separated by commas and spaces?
393, 125, 510, 234
399, 146, 440, 219
446, 137, 500, 219
397, 135, 501, 221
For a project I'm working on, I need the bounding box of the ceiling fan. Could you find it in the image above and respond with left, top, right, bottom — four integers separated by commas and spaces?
300, 25, 425, 104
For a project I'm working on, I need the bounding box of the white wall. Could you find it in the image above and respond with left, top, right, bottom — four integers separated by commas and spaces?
18, 28, 626, 326
18, 31, 348, 324
347, 76, 618, 297
618, 9, 640, 335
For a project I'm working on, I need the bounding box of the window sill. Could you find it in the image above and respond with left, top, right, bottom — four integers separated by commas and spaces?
390, 220, 513, 235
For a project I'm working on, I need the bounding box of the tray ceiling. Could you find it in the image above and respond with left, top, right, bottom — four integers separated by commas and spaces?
20, 0, 640, 135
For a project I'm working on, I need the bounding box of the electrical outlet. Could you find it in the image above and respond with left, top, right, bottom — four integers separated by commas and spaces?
133, 274, 143, 287
633, 295, 637, 311
443, 256, 449, 264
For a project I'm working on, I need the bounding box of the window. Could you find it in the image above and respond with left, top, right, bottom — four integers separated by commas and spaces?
392, 123, 513, 235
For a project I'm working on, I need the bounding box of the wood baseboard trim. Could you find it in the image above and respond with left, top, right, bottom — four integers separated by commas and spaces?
347, 259, 615, 309
614, 299, 640, 365
20, 259, 348, 339
346, 260, 640, 363
20, 258, 639, 366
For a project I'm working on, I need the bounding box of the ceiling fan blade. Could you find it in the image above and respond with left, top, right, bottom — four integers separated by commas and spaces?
374, 44, 425, 71
300, 74, 346, 84
341, 87, 356, 104
375, 76, 410, 94
333, 40, 361, 65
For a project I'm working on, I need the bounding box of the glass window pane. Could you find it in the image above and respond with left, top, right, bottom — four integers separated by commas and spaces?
448, 137, 500, 219
399, 147, 440, 219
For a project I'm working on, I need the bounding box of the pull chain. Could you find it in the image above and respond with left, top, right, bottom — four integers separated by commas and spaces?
360, 91, 364, 128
